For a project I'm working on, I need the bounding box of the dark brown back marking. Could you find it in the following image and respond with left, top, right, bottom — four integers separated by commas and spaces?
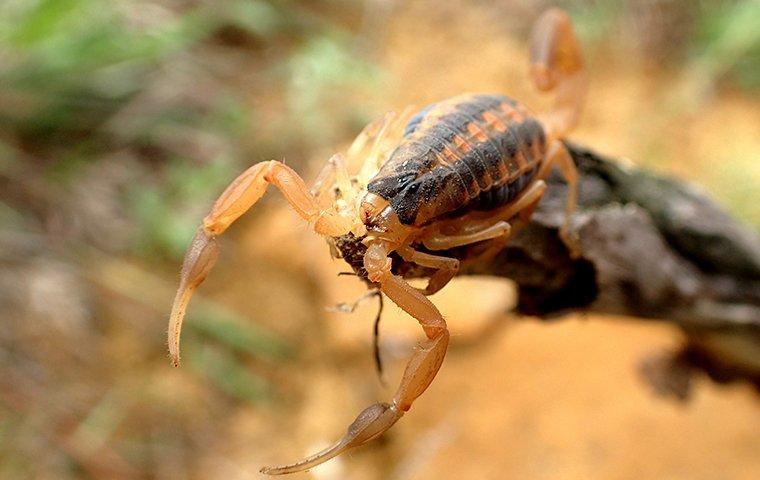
367, 94, 547, 225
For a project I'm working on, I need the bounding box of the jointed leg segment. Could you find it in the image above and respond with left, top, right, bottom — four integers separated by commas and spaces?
310, 153, 353, 207
203, 160, 353, 237
536, 141, 580, 255
398, 246, 461, 295
421, 221, 512, 251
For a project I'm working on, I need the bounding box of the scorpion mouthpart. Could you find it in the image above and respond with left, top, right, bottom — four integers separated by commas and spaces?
168, 228, 220, 367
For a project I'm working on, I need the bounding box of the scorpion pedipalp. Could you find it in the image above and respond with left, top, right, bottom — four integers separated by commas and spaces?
167, 160, 356, 366
168, 227, 219, 366
260, 402, 401, 475
261, 239, 450, 475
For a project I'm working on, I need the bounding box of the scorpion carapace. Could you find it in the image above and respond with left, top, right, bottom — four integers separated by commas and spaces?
167, 8, 587, 475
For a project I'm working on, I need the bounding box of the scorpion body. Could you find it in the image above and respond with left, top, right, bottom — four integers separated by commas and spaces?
335, 94, 547, 283
167, 8, 587, 475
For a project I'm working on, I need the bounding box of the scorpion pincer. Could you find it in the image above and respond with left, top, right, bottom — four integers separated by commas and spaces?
167, 8, 587, 475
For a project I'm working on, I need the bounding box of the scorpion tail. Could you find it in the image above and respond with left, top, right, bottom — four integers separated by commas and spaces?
529, 8, 588, 140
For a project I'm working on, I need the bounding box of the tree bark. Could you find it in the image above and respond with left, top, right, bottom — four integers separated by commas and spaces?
460, 142, 760, 398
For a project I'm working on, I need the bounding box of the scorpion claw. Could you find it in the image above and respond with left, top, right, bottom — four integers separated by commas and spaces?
168, 227, 220, 367
260, 402, 402, 475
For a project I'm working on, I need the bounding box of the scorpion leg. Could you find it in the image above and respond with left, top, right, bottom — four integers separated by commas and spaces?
168, 160, 354, 367
536, 140, 580, 256
421, 220, 512, 251
346, 111, 396, 165
351, 108, 416, 186
398, 245, 461, 295
401, 221, 512, 294
398, 218, 515, 296
529, 8, 587, 141
310, 153, 352, 206
463, 180, 548, 263
417, 179, 548, 259
260, 242, 449, 475
496, 179, 548, 223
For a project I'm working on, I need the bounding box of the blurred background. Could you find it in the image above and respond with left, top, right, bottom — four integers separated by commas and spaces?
1, 0, 759, 479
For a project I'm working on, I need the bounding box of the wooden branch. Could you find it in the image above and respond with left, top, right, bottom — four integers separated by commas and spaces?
461, 142, 760, 397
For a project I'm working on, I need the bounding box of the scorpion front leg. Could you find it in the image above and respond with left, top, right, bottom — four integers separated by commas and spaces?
168, 160, 354, 367
260, 241, 449, 475
398, 245, 461, 295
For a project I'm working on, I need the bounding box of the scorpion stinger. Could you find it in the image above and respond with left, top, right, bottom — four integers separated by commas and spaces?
168, 160, 357, 367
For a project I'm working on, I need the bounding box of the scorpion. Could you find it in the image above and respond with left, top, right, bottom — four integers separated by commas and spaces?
168, 8, 587, 475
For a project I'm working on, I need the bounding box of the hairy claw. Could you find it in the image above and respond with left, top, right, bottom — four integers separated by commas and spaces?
168, 228, 219, 367
260, 403, 402, 475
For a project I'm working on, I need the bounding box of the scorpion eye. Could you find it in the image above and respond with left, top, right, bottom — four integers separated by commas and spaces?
407, 183, 420, 193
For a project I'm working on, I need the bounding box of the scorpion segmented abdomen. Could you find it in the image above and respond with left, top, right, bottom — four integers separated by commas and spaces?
367, 93, 549, 226
438, 110, 494, 192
